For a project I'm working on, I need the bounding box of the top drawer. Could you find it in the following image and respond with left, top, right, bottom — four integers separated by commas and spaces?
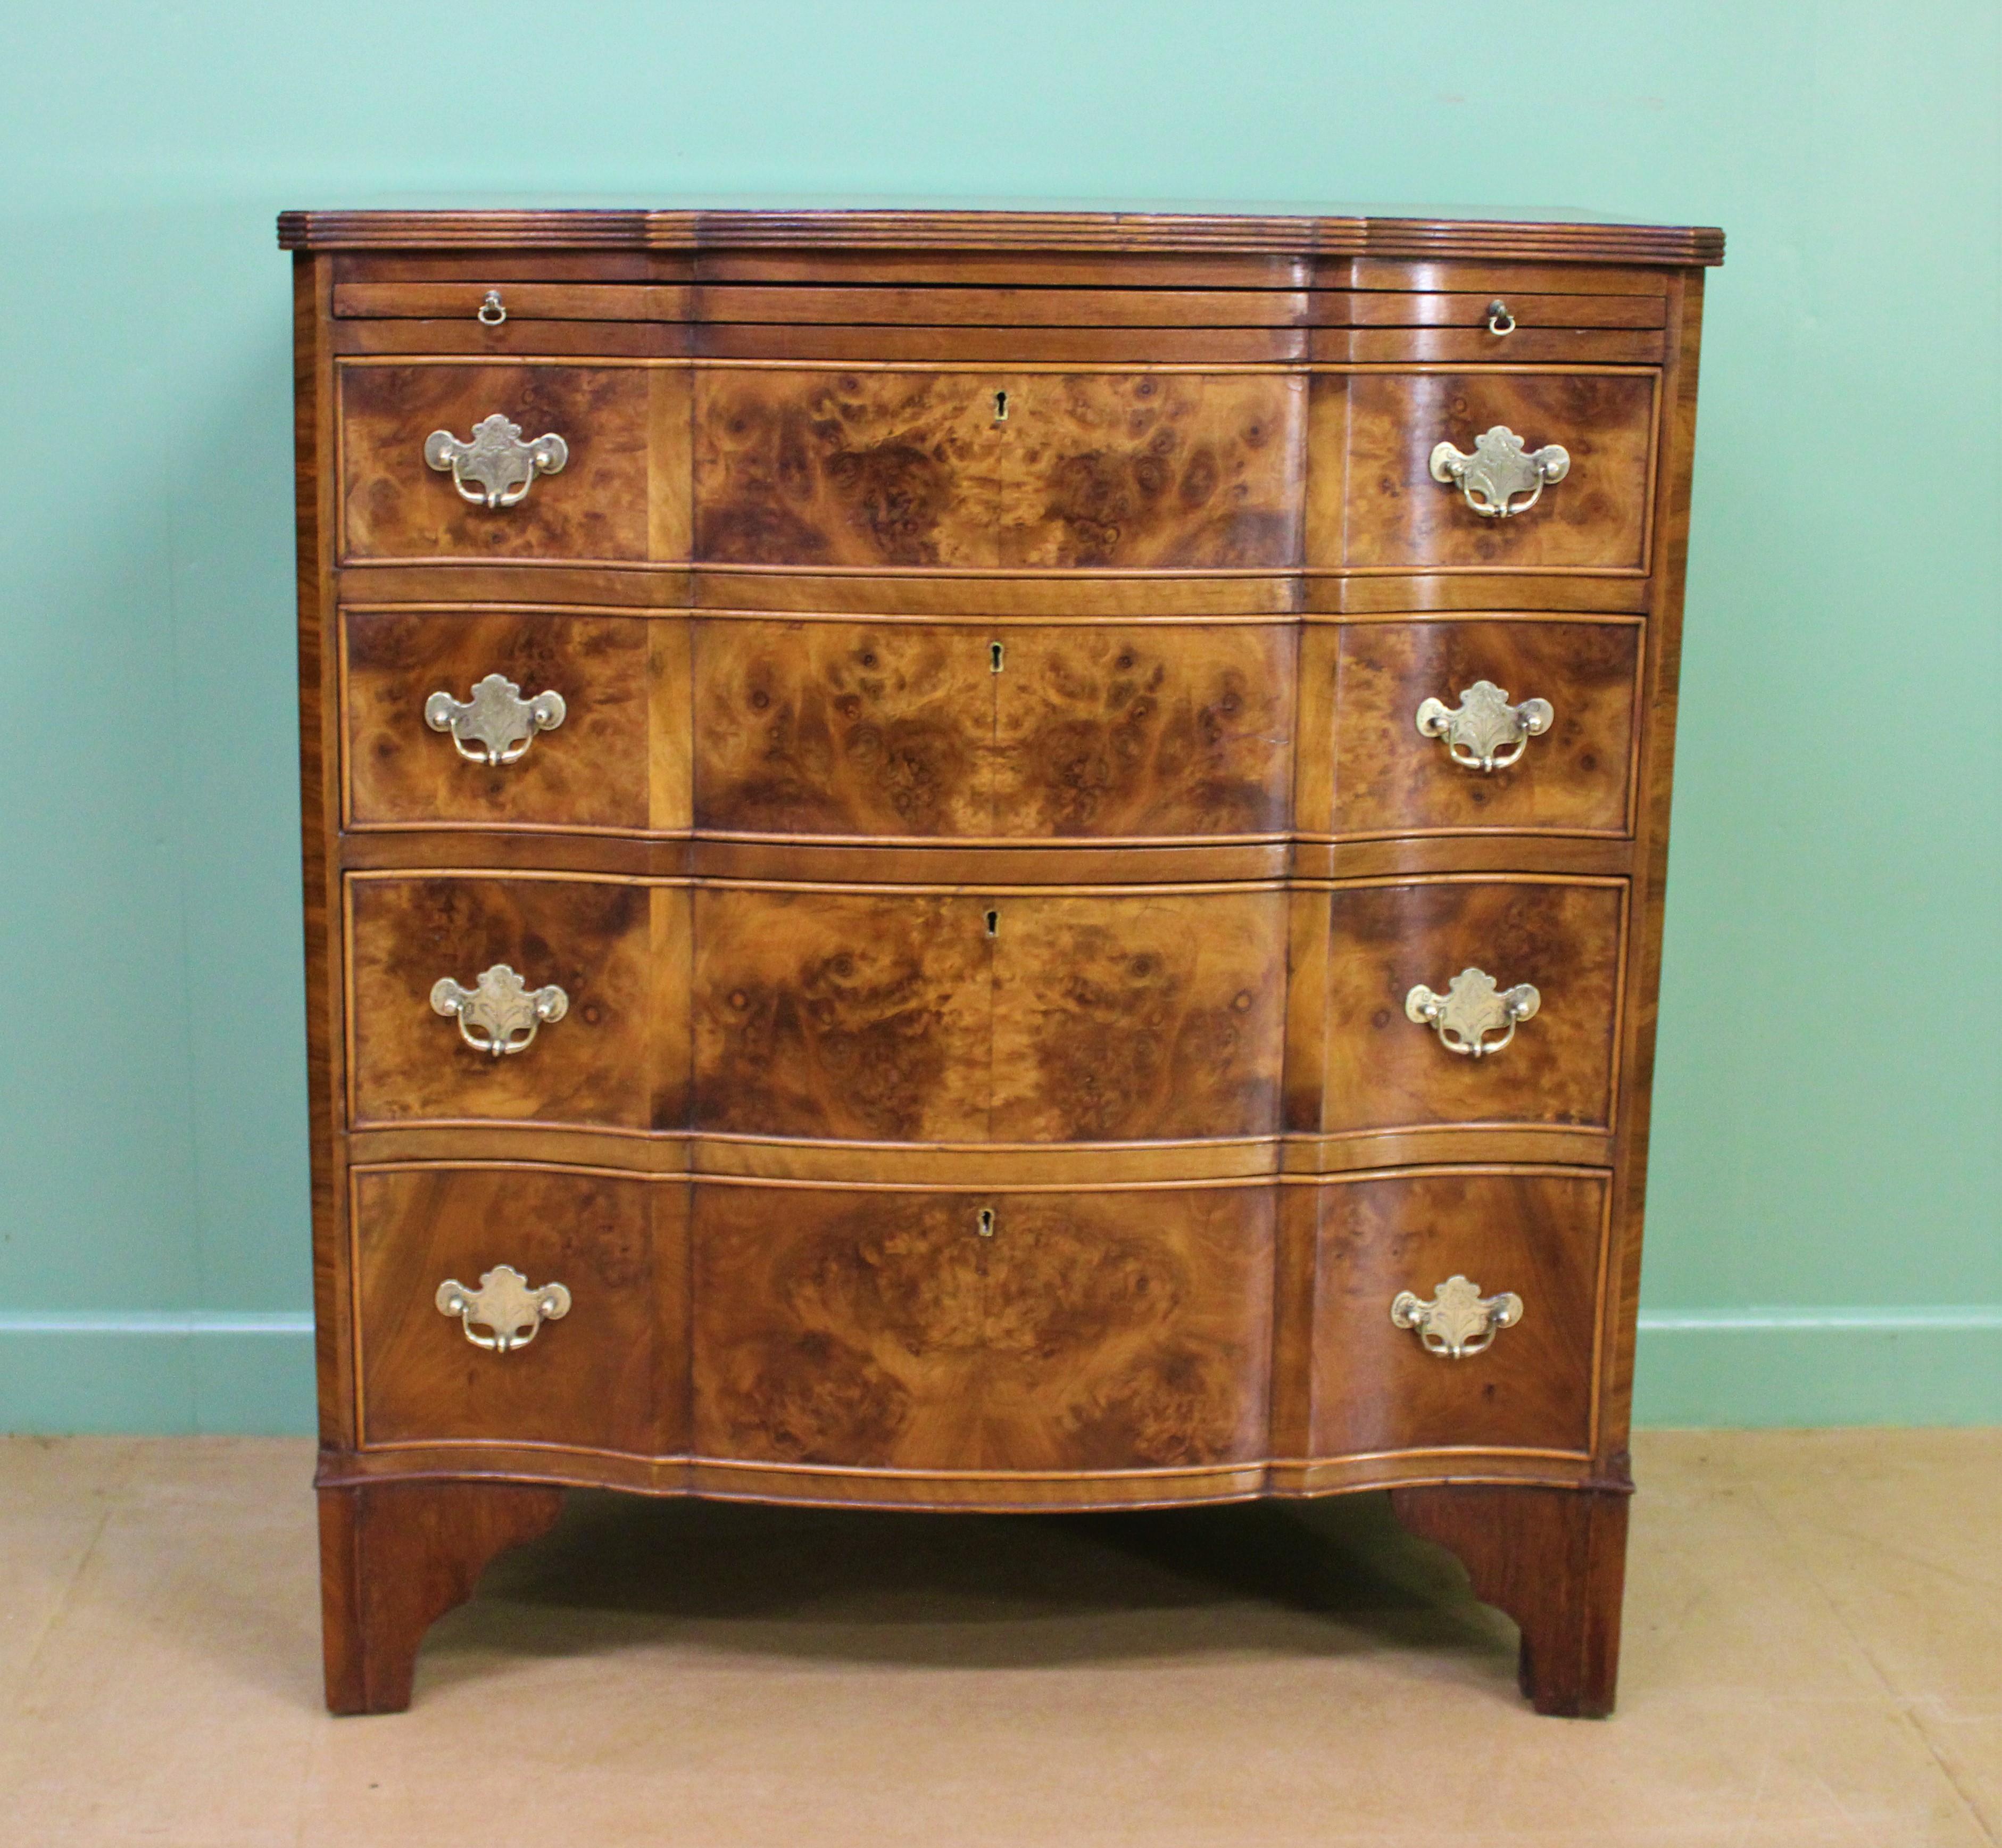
336, 358, 1657, 575
337, 360, 692, 565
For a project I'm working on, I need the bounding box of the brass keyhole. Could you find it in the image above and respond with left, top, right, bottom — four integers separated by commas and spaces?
976, 1207, 995, 1238
993, 390, 1008, 422
984, 909, 999, 938
990, 640, 1004, 673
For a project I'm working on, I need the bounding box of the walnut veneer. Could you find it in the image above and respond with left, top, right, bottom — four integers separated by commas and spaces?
285, 207, 1720, 1717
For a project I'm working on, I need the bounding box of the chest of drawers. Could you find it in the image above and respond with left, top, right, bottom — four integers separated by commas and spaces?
282, 206, 1721, 1716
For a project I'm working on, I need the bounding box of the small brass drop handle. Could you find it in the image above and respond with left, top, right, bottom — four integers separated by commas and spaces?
1485, 297, 1516, 335
1391, 1275, 1522, 1359
425, 674, 567, 767
423, 412, 568, 509
1415, 680, 1553, 774
1406, 966, 1539, 1059
430, 964, 569, 1058
436, 1265, 570, 1353
1430, 425, 1569, 518
477, 289, 507, 326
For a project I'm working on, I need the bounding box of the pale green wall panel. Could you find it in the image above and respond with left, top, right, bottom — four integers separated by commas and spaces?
1, 2, 1996, 1431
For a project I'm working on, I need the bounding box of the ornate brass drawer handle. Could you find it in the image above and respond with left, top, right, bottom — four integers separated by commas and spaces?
425, 674, 567, 767
1391, 1275, 1522, 1359
1406, 966, 1540, 1058
1416, 679, 1554, 773
436, 1265, 570, 1353
1429, 425, 1569, 518
430, 964, 569, 1058
423, 413, 568, 509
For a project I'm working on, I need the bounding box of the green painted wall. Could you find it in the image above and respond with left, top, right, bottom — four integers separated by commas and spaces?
1, 2, 1995, 1433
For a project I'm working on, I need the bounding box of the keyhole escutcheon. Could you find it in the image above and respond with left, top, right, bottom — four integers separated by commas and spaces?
984, 909, 999, 938
993, 390, 1008, 422
990, 640, 1004, 673
976, 1207, 996, 1238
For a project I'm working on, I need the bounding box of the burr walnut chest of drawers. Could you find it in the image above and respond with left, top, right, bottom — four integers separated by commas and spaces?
281, 206, 1721, 1716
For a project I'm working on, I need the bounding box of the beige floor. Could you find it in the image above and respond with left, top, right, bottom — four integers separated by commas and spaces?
0, 1433, 1995, 1846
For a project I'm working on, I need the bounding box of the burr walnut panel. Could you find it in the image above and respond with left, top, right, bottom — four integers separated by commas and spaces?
1299, 619, 1640, 839
1314, 370, 1656, 571
694, 369, 1003, 566
980, 1187, 1273, 1471
691, 887, 994, 1141
691, 368, 1303, 570
690, 885, 1286, 1143
1317, 879, 1625, 1136
998, 373, 1304, 568
692, 1187, 983, 1470
692, 620, 994, 836
1307, 1169, 1607, 1460
992, 625, 1294, 838
691, 1183, 1271, 1472
339, 361, 690, 563
988, 891, 1286, 1142
692, 619, 1296, 842
354, 1164, 684, 1456
343, 609, 666, 832
347, 876, 687, 1129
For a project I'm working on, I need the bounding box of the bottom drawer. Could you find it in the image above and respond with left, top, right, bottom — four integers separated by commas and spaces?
350, 1163, 1598, 1476
1308, 1167, 1608, 1461
693, 1182, 1274, 1474
353, 1164, 684, 1455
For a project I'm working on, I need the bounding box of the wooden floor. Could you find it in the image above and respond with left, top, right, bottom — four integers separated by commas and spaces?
1, 1431, 1995, 1845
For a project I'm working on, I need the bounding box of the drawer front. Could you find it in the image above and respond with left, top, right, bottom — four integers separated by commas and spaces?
1301, 619, 1639, 839
344, 609, 678, 832
339, 360, 689, 562
1314, 370, 1656, 571
1308, 1169, 1607, 1458
692, 1183, 1272, 1472
691, 886, 1286, 1142
347, 876, 686, 1129
692, 369, 1303, 569
354, 1163, 683, 1455
988, 890, 1286, 1141
691, 620, 1294, 840
1319, 878, 1624, 1135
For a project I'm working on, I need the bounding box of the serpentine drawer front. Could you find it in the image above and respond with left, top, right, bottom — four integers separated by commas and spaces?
287, 205, 1719, 1719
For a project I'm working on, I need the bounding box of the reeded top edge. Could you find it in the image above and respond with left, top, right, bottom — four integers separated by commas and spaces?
276, 208, 1724, 266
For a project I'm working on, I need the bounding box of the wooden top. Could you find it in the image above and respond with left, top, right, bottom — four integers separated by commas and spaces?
278, 208, 1723, 266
